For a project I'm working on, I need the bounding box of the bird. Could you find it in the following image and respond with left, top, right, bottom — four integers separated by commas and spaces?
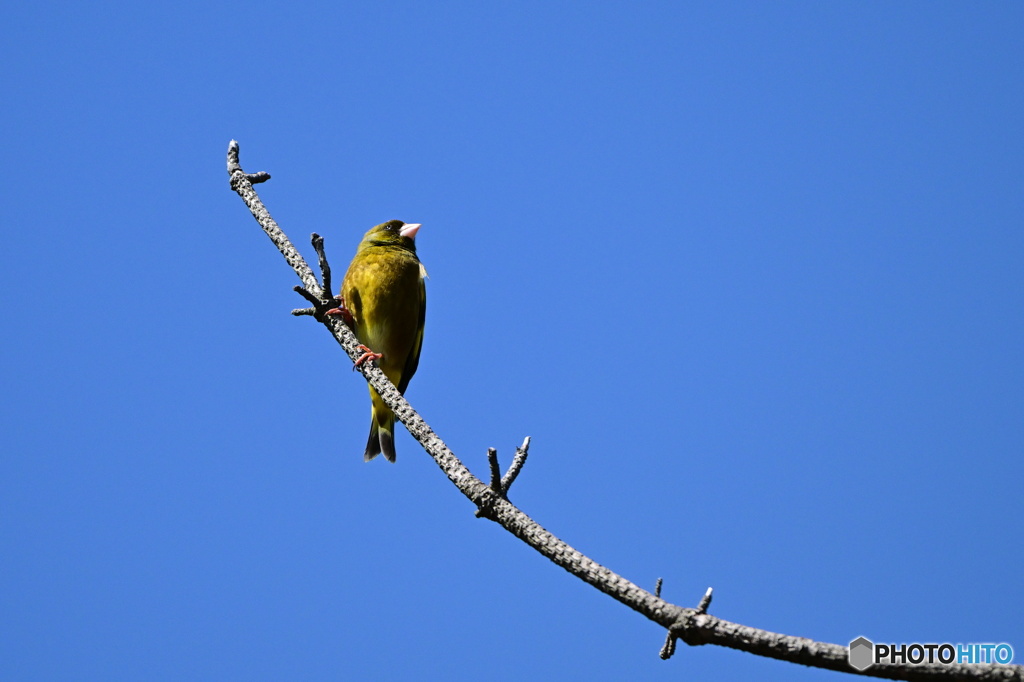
330, 220, 426, 462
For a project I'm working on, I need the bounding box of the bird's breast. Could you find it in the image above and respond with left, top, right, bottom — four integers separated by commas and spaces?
342, 249, 424, 377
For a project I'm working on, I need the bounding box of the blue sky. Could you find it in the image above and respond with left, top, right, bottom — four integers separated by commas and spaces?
2, 2, 1022, 680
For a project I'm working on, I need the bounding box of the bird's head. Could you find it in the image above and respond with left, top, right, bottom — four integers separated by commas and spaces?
360, 219, 421, 252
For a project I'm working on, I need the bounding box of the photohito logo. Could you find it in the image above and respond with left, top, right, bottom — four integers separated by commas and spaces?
848, 637, 1014, 671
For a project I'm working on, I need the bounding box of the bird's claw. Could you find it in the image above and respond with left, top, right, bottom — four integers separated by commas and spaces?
353, 345, 383, 369
324, 296, 355, 326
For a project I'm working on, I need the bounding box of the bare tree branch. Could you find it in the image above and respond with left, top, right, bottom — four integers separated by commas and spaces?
226, 140, 1021, 682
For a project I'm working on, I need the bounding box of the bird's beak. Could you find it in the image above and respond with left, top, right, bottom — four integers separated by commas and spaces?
400, 223, 421, 240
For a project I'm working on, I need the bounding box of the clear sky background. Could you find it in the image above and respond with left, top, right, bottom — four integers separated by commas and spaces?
2, 3, 1022, 680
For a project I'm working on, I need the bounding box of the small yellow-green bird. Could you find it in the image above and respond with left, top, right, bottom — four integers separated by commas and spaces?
332, 220, 426, 462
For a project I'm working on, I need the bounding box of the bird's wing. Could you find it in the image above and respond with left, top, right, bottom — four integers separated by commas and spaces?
397, 272, 426, 394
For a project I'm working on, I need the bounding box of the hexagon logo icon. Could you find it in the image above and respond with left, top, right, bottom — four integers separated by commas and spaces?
849, 636, 874, 671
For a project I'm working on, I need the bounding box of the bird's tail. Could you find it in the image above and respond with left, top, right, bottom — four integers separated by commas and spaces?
364, 389, 396, 462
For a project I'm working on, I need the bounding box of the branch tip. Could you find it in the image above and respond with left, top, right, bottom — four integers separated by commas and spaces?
311, 232, 333, 297
655, 577, 663, 598
696, 587, 713, 615
500, 435, 531, 494
294, 285, 321, 306
226, 141, 270, 186
487, 448, 502, 493
659, 631, 677, 660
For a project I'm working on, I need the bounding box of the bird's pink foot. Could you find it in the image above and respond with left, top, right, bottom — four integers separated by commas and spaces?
324, 296, 355, 327
352, 345, 383, 369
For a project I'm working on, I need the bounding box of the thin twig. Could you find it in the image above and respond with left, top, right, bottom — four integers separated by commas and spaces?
311, 233, 333, 298
227, 141, 1022, 682
696, 587, 713, 615
227, 140, 319, 295
487, 448, 502, 493
293, 285, 321, 307
660, 631, 677, 660
656, 577, 677, 659
500, 436, 530, 494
